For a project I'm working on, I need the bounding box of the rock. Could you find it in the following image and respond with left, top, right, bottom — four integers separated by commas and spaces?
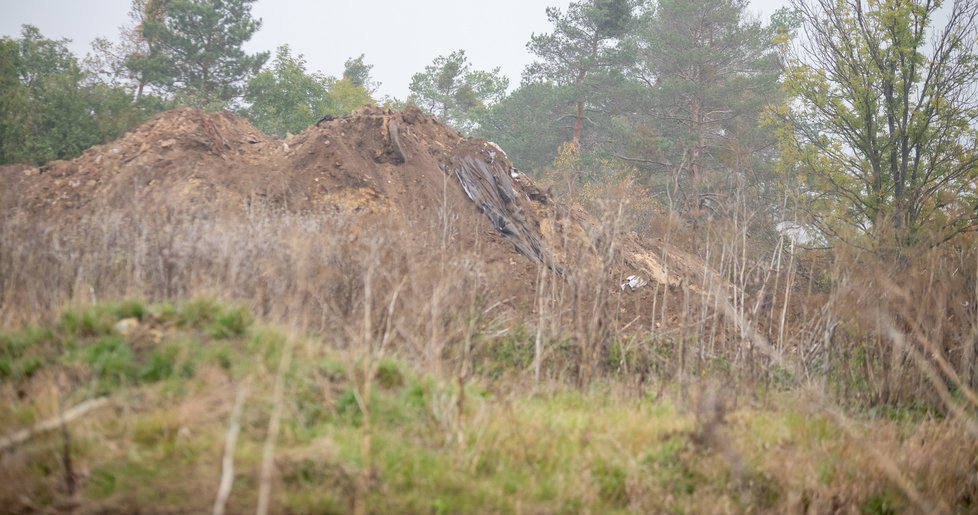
114, 317, 140, 336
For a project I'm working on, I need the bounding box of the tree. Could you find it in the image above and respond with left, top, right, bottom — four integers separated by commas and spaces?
627, 0, 782, 213
476, 81, 575, 172
782, 0, 978, 247
128, 0, 269, 108
408, 50, 508, 132
244, 46, 374, 137
84, 0, 166, 100
0, 26, 157, 165
343, 54, 380, 95
244, 46, 334, 137
525, 0, 633, 148
327, 77, 374, 115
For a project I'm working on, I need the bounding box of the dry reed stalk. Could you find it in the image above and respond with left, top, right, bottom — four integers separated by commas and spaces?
821, 403, 948, 515
257, 339, 294, 515
0, 397, 110, 453
213, 384, 248, 515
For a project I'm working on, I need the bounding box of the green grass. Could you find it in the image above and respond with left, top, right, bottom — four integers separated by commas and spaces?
0, 299, 974, 514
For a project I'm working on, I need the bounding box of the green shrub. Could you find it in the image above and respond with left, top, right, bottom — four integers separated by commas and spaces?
207, 306, 250, 339
83, 335, 136, 391
376, 359, 404, 389
141, 345, 179, 382
178, 297, 222, 328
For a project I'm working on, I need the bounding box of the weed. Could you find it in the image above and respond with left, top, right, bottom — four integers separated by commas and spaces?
207, 305, 250, 339
178, 297, 222, 328
203, 342, 233, 370
336, 388, 361, 424
109, 299, 146, 320
140, 345, 178, 382
59, 306, 115, 337
593, 461, 629, 508
318, 357, 346, 381
375, 358, 404, 389
16, 355, 44, 380
0, 326, 57, 381
477, 326, 534, 377
860, 490, 900, 515
82, 335, 137, 392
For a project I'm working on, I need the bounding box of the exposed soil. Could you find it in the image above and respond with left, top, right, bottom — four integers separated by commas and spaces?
2, 105, 710, 330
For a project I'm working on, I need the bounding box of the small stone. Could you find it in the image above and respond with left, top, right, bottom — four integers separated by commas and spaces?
114, 317, 140, 336
160, 139, 176, 148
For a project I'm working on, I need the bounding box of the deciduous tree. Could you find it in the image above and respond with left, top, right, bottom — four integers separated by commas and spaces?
244, 46, 333, 137
782, 0, 978, 247
0, 26, 156, 164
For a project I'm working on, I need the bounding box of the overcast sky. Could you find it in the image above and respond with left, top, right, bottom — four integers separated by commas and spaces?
0, 0, 789, 100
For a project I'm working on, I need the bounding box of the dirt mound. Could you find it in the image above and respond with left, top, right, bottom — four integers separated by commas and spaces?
2, 105, 711, 332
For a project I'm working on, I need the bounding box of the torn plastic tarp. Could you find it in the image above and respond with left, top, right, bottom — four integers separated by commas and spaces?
448, 142, 565, 276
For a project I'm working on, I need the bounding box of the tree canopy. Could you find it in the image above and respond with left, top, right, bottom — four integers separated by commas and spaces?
408, 50, 508, 132
781, 0, 978, 247
0, 26, 159, 165
127, 0, 269, 108
525, 0, 633, 148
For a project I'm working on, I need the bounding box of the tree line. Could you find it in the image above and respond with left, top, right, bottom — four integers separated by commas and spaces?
2, 0, 977, 250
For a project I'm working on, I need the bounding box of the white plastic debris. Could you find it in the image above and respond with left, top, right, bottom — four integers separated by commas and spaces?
620, 275, 648, 291
486, 141, 508, 160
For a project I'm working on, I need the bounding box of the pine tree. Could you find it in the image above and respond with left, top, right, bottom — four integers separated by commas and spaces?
128, 0, 269, 108
408, 50, 508, 132
628, 0, 782, 213
525, 0, 632, 149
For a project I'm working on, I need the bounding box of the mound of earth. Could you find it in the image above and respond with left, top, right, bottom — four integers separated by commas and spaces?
2, 105, 716, 331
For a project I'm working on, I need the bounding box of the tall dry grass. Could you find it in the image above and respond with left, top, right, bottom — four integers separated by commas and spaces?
2, 175, 977, 421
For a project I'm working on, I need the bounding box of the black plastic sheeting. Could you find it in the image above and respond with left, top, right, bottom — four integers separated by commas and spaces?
448, 146, 565, 276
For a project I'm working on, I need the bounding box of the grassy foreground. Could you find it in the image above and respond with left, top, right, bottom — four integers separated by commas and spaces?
1, 299, 975, 514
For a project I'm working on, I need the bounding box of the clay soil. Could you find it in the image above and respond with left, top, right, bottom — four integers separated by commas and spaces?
1, 105, 706, 331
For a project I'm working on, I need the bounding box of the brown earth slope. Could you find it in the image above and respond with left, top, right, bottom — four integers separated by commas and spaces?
1, 106, 715, 334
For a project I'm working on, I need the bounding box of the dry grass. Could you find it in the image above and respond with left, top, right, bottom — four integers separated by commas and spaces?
2, 176, 978, 512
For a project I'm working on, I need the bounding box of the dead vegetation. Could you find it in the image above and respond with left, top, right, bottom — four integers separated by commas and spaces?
1, 107, 977, 512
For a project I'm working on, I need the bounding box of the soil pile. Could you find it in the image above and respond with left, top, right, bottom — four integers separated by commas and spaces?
2, 105, 708, 329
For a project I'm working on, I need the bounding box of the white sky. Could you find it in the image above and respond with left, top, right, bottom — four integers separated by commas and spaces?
0, 0, 789, 100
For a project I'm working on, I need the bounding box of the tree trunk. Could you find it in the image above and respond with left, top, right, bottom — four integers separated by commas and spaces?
572, 66, 587, 147
687, 98, 705, 214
